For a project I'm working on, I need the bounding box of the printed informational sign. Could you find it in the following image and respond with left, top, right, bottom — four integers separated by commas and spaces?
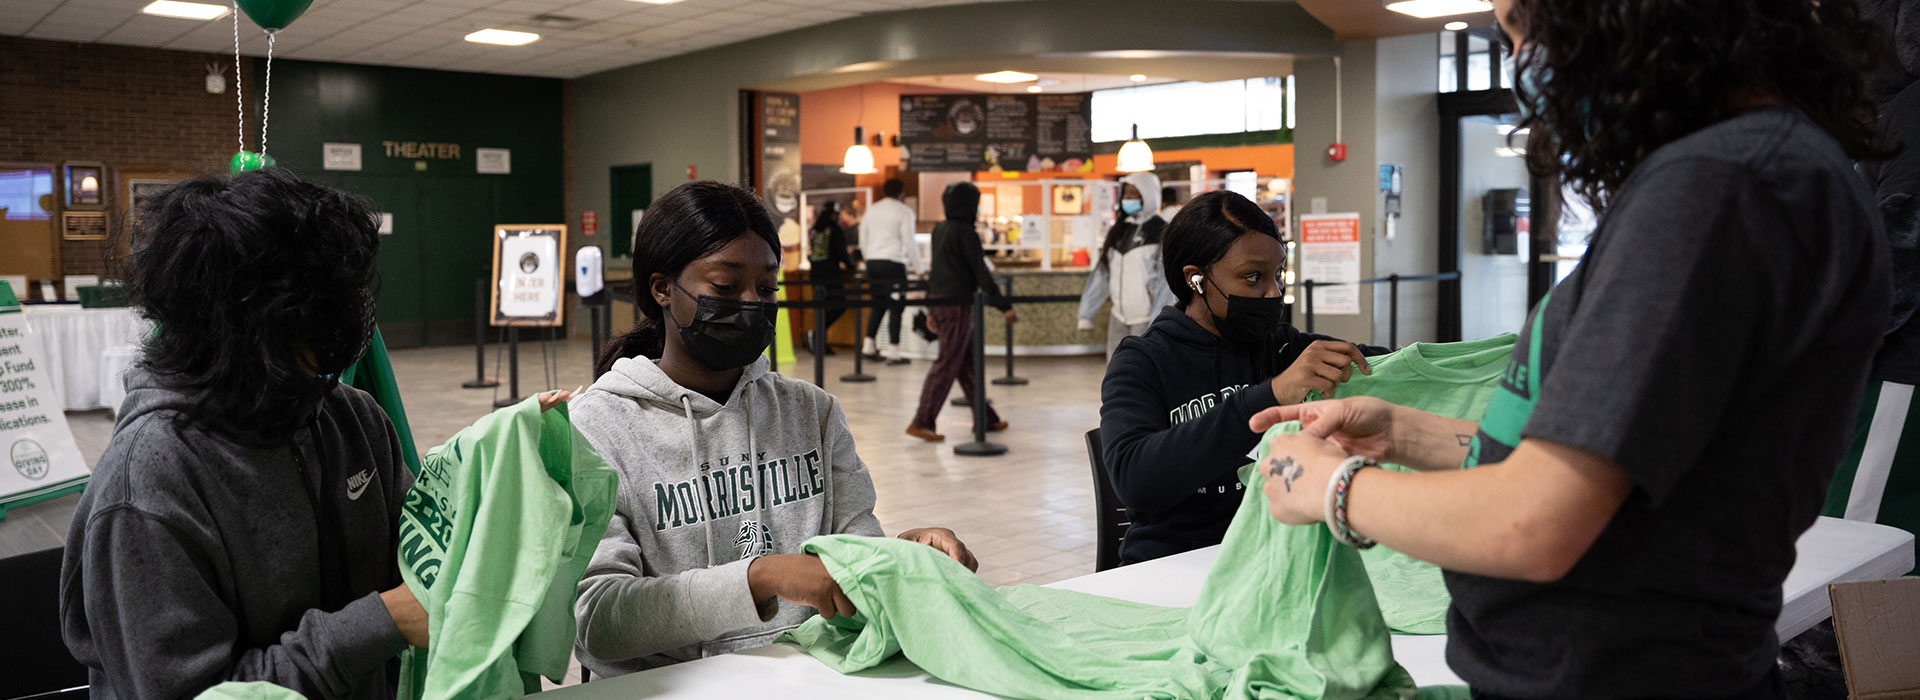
476, 148, 511, 174
1299, 213, 1362, 316
0, 298, 89, 511
490, 224, 568, 327
323, 143, 362, 171
581, 210, 598, 238
899, 92, 1092, 172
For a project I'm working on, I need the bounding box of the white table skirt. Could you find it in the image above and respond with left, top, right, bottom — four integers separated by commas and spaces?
22, 306, 148, 412
532, 516, 1914, 699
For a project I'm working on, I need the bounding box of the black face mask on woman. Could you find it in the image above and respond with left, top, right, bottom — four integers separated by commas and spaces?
671, 282, 777, 371
1197, 276, 1285, 347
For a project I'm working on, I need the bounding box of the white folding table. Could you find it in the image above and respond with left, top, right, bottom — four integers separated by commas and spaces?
530, 516, 1913, 699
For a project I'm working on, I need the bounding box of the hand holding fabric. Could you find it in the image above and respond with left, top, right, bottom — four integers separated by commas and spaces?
1251, 396, 1397, 463
749, 554, 859, 620
896, 527, 979, 571
1270, 340, 1370, 403
1259, 432, 1347, 526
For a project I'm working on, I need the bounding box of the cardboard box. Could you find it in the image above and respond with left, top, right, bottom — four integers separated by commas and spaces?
1830, 577, 1920, 699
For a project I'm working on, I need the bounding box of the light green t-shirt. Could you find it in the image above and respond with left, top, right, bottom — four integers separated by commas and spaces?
395, 398, 618, 699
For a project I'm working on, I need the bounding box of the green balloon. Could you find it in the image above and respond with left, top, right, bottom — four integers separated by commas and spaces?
229, 151, 276, 173
235, 0, 313, 31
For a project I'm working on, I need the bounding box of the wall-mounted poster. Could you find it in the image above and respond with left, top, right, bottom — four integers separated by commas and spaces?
899, 92, 1092, 173
1051, 184, 1084, 215
759, 92, 803, 222
121, 172, 185, 231
64, 162, 105, 209
490, 224, 567, 327
1298, 213, 1362, 316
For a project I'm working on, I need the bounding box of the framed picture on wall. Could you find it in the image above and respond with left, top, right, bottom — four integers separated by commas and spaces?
121, 172, 186, 230
64, 162, 106, 210
489, 224, 568, 327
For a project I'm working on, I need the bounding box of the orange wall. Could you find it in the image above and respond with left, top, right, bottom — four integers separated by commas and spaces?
799, 82, 966, 193
974, 143, 1295, 183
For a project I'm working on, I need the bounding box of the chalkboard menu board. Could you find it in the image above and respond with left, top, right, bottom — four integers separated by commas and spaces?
899, 92, 1092, 173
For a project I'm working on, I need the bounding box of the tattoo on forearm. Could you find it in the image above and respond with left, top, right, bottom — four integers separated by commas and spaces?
1265, 456, 1304, 492
1456, 434, 1473, 446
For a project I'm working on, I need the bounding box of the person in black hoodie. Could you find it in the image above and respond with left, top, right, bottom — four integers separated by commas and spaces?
908, 182, 1016, 442
1098, 189, 1386, 564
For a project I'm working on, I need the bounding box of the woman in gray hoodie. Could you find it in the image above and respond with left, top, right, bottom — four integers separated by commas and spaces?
570, 181, 978, 678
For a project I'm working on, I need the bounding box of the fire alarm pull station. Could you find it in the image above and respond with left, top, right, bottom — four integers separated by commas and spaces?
1327, 143, 1347, 162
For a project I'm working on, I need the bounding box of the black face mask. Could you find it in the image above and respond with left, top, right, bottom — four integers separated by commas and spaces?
1199, 277, 1285, 347
670, 282, 777, 371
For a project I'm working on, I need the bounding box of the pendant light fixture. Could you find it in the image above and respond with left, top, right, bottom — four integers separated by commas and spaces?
842, 83, 877, 175
1116, 124, 1153, 173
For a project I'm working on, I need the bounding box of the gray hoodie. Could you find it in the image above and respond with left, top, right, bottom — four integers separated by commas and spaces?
60, 368, 412, 700
570, 355, 883, 677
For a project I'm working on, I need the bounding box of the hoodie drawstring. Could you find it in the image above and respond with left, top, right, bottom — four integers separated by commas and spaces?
681, 395, 719, 566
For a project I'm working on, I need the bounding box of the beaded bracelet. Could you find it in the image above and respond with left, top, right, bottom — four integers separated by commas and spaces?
1324, 456, 1380, 549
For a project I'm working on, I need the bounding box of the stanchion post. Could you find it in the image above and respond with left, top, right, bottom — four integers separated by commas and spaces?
1388, 273, 1400, 349
463, 278, 499, 389
954, 290, 1007, 456
812, 280, 828, 387
493, 326, 520, 408
1303, 280, 1317, 334
993, 276, 1027, 386
841, 279, 874, 383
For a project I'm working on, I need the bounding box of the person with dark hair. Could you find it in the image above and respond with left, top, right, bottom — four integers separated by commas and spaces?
1077, 171, 1177, 359
1254, 1, 1892, 697
906, 182, 1017, 442
804, 200, 855, 356
59, 168, 431, 699
572, 181, 976, 677
1158, 185, 1182, 221
859, 178, 920, 364
1097, 189, 1385, 564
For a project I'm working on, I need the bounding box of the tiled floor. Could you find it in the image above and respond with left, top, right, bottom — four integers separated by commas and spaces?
3, 338, 1110, 688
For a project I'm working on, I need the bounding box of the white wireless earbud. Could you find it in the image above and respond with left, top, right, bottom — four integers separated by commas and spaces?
1190, 274, 1204, 294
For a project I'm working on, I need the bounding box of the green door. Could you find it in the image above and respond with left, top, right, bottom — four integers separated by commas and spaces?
610, 164, 652, 258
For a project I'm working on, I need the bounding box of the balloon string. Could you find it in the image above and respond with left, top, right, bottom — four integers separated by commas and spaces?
261, 30, 274, 157
232, 0, 244, 154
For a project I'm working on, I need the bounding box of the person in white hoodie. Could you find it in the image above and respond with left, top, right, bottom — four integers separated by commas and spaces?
1078, 171, 1178, 359
571, 181, 978, 678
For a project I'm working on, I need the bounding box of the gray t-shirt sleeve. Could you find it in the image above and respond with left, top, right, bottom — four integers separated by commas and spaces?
1520, 159, 1788, 505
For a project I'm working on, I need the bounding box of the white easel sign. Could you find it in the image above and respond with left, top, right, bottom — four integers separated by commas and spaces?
0, 313, 89, 511
1299, 213, 1362, 316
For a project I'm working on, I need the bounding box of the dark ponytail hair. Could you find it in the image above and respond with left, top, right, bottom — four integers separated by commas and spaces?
1160, 190, 1279, 310
595, 181, 781, 376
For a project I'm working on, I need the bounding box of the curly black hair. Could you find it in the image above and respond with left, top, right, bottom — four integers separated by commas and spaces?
1509, 0, 1893, 212
121, 168, 380, 441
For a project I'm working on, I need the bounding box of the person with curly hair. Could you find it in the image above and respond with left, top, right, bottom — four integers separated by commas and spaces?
1253, 0, 1893, 697
58, 168, 434, 699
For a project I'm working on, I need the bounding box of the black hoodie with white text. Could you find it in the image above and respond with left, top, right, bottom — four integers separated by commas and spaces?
1099, 306, 1386, 564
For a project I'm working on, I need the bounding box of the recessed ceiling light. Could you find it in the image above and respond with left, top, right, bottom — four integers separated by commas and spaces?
465, 28, 540, 46
1443, 20, 1469, 31
1026, 85, 1043, 93
975, 71, 1038, 84
1384, 0, 1493, 19
141, 0, 229, 21
1129, 74, 1147, 82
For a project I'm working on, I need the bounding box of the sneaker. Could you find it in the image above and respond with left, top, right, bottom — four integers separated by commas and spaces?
862, 337, 880, 357
906, 425, 945, 442
886, 357, 911, 366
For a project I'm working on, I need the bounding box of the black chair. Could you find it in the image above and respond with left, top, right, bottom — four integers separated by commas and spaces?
0, 547, 89, 700
1083, 428, 1130, 572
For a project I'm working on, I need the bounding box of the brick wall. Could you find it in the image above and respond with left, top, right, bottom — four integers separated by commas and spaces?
0, 36, 251, 277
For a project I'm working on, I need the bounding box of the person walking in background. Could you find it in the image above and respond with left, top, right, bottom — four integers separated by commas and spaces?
907, 182, 1015, 442
1079, 171, 1177, 359
805, 200, 854, 356
859, 178, 921, 365
1159, 185, 1183, 221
